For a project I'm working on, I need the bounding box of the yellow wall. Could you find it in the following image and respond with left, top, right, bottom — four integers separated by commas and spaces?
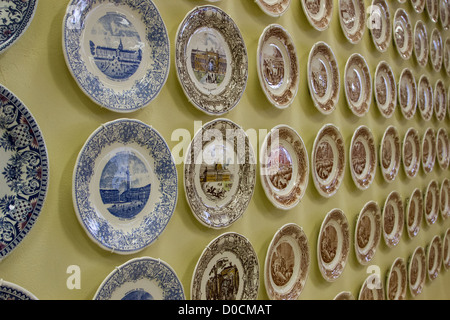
1, 0, 450, 300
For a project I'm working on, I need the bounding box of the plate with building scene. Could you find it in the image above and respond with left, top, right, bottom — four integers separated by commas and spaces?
393, 9, 413, 60
382, 191, 404, 248
398, 68, 417, 120
368, 0, 391, 52
408, 246, 426, 297
255, 0, 291, 17
406, 188, 423, 239
402, 128, 420, 179
426, 235, 442, 280
426, 0, 439, 22
338, 0, 365, 44
379, 125, 401, 183
72, 119, 177, 254
422, 127, 436, 174
349, 125, 376, 190
424, 179, 439, 225
354, 201, 381, 265
344, 54, 372, 117
418, 75, 433, 121
440, 178, 450, 220
374, 61, 396, 118
430, 28, 443, 72
434, 79, 447, 121
385, 258, 407, 300
414, 20, 428, 68
301, 0, 333, 31
436, 128, 449, 170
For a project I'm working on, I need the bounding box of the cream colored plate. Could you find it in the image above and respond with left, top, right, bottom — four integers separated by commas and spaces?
424, 179, 439, 225
338, 0, 365, 44
374, 61, 396, 118
393, 9, 413, 60
382, 191, 404, 248
434, 79, 447, 121
422, 127, 436, 173
440, 178, 450, 220
255, 0, 291, 17
406, 188, 423, 239
402, 128, 421, 178
427, 235, 442, 281
418, 75, 434, 121
355, 201, 381, 265
349, 125, 376, 190
358, 273, 384, 300
301, 0, 333, 31
369, 0, 391, 52
386, 257, 407, 300
380, 125, 401, 183
414, 20, 429, 67
430, 28, 443, 72
344, 53, 372, 117
398, 68, 417, 120
408, 246, 426, 297
436, 128, 450, 170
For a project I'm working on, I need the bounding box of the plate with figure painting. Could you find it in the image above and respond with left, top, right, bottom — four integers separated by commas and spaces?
406, 188, 423, 239
434, 79, 447, 121
349, 125, 376, 190
175, 5, 248, 115
355, 201, 381, 265
260, 125, 308, 210
418, 75, 433, 121
414, 20, 429, 67
382, 191, 404, 248
344, 54, 372, 117
443, 228, 450, 270
191, 232, 259, 300
255, 0, 291, 17
430, 28, 443, 72
63, 0, 170, 112
368, 0, 391, 52
301, 0, 333, 31
426, 0, 439, 22
403, 128, 420, 179
264, 223, 310, 300
408, 246, 426, 297
412, 0, 426, 13
393, 9, 413, 60
257, 24, 299, 109
184, 118, 256, 229
424, 180, 439, 225
374, 61, 396, 118
385, 258, 407, 300
422, 127, 436, 173
426, 235, 442, 280
358, 273, 384, 300
379, 126, 401, 183
440, 179, 450, 220
398, 68, 417, 120
72, 119, 177, 254
338, 0, 365, 44
436, 128, 450, 170
0, 280, 37, 300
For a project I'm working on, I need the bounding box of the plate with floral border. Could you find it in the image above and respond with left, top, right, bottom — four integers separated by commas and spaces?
72, 119, 177, 254
0, 85, 49, 261
358, 273, 384, 300
301, 0, 333, 31
374, 61, 396, 118
0, 280, 37, 300
436, 128, 450, 170
338, 0, 365, 44
411, 0, 426, 13
441, 0, 450, 29
344, 53, 372, 117
402, 128, 420, 179
444, 38, 450, 76
426, 235, 442, 281
398, 68, 417, 120
355, 201, 381, 265
385, 257, 407, 300
408, 246, 426, 297
255, 0, 291, 17
440, 178, 450, 220
426, 0, 439, 22
382, 191, 404, 248
443, 228, 450, 270
434, 79, 447, 121
430, 28, 443, 72
406, 188, 423, 239
379, 125, 401, 183
368, 0, 391, 52
393, 9, 413, 60
422, 127, 436, 174
414, 20, 428, 67
349, 125, 376, 190
63, 0, 169, 112
418, 75, 433, 121
424, 179, 439, 225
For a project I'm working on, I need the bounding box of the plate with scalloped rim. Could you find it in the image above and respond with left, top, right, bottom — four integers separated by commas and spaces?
422, 127, 436, 173
255, 0, 291, 17
382, 191, 404, 248
369, 0, 391, 52
380, 125, 401, 183
0, 280, 37, 300
386, 257, 407, 300
406, 188, 423, 239
418, 75, 433, 121
374, 61, 396, 118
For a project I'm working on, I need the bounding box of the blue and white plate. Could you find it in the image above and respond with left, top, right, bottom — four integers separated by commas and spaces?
63, 0, 170, 112
72, 119, 177, 254
0, 280, 38, 300
94, 257, 184, 300
0, 84, 49, 261
0, 0, 38, 53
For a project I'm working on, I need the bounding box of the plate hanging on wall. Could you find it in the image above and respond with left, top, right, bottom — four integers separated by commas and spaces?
354, 201, 381, 265
0, 280, 38, 300
385, 258, 407, 300
379, 125, 401, 183
338, 0, 365, 44
349, 125, 376, 190
382, 191, 404, 248
301, 0, 333, 31
255, 0, 291, 17
408, 246, 426, 297
374, 61, 396, 118
368, 0, 391, 52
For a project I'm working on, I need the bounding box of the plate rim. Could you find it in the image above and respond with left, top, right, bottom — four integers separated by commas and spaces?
0, 279, 38, 300
408, 246, 426, 297
402, 127, 420, 178
255, 0, 291, 17
406, 188, 424, 239
393, 8, 413, 60
382, 190, 404, 248
379, 125, 401, 183
354, 200, 381, 265
374, 60, 397, 118
349, 125, 377, 190
385, 257, 407, 300
344, 53, 372, 117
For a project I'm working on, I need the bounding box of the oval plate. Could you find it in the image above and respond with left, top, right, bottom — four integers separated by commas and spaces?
393, 8, 413, 60
255, 0, 291, 17
418, 75, 433, 121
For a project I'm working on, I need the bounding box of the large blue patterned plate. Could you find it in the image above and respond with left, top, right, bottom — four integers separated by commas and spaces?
72, 119, 177, 254
63, 0, 170, 112
0, 280, 38, 300
0, 84, 49, 261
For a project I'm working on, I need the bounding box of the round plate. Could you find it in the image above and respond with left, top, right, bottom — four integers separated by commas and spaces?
307, 41, 340, 115
355, 201, 381, 265
72, 119, 177, 254
434, 79, 447, 121
0, 280, 37, 300
418, 75, 434, 121
311, 124, 345, 197
260, 125, 309, 210
436, 128, 450, 170
412, 0, 426, 13
406, 188, 423, 239
257, 24, 299, 109
440, 178, 450, 220
424, 179, 439, 225
408, 246, 426, 297
175, 5, 248, 115
344, 53, 372, 117
301, 0, 333, 31
264, 223, 310, 300
317, 208, 350, 282
255, 0, 291, 17
443, 228, 450, 270
62, 0, 169, 112
422, 127, 436, 173
191, 232, 259, 300
380, 125, 401, 183
184, 118, 256, 229
94, 257, 184, 300
427, 235, 442, 280
369, 0, 391, 52
430, 28, 443, 72
374, 61, 396, 118
444, 38, 450, 76
441, 0, 450, 29
426, 0, 439, 22
0, 85, 49, 261
338, 0, 365, 44
358, 273, 384, 300
382, 191, 404, 248
414, 20, 429, 67
349, 125, 377, 190
398, 68, 417, 120
334, 291, 355, 300
393, 9, 413, 60
386, 257, 407, 300
402, 127, 420, 179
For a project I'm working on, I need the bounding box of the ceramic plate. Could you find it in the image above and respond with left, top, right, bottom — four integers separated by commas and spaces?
398, 68, 417, 120
260, 125, 309, 210
307, 41, 340, 115
424, 179, 439, 225
418, 75, 434, 121
355, 201, 381, 265
414, 20, 429, 67
402, 128, 420, 178
0, 280, 37, 300
349, 125, 376, 190
430, 28, 443, 72
63, 0, 169, 112
358, 273, 384, 300
344, 54, 372, 117
386, 258, 407, 300
440, 178, 450, 220
334, 291, 355, 300
0, 0, 38, 53
175, 5, 247, 116
427, 235, 442, 280
441, 0, 450, 29
427, 0, 439, 22
412, 0, 426, 13
257, 24, 299, 109
184, 118, 256, 229
0, 85, 49, 261
406, 188, 423, 239
338, 0, 365, 44
191, 232, 259, 300
443, 228, 450, 269
311, 124, 345, 198
264, 223, 310, 300
369, 0, 391, 52
380, 125, 401, 183
434, 79, 447, 121
436, 128, 450, 170
382, 191, 404, 248
301, 0, 333, 31
408, 246, 426, 297
72, 119, 177, 254
374, 61, 396, 118
422, 127, 436, 173
444, 38, 450, 76
256, 0, 291, 17
317, 208, 350, 282
393, 9, 413, 60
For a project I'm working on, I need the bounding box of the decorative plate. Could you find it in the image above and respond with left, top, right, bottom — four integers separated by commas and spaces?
257, 24, 299, 109
382, 191, 404, 248
175, 5, 247, 116
406, 188, 423, 239
426, 0, 439, 23
424, 179, 439, 225
434, 79, 447, 121
349, 125, 376, 190
301, 0, 333, 31
422, 127, 436, 173
317, 208, 350, 282
307, 41, 340, 115
344, 53, 372, 117
426, 235, 442, 280
411, 0, 426, 13
0, 85, 49, 261
398, 68, 417, 120
338, 0, 365, 44
0, 280, 37, 300
418, 75, 433, 121
94, 257, 184, 300
354, 201, 381, 265
311, 124, 345, 198
0, 0, 38, 53
440, 178, 450, 220
368, 0, 391, 52
260, 125, 309, 210
386, 257, 407, 300
441, 0, 450, 30
443, 228, 450, 270
402, 127, 420, 179
184, 118, 255, 229
63, 0, 169, 112
191, 232, 259, 300
255, 0, 291, 17
72, 119, 177, 254
408, 246, 426, 297
393, 9, 413, 60
414, 20, 429, 67
430, 28, 443, 72
358, 273, 384, 300
444, 38, 450, 76
379, 125, 401, 183
264, 223, 310, 300
374, 61, 396, 118
436, 128, 450, 170
334, 291, 355, 300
